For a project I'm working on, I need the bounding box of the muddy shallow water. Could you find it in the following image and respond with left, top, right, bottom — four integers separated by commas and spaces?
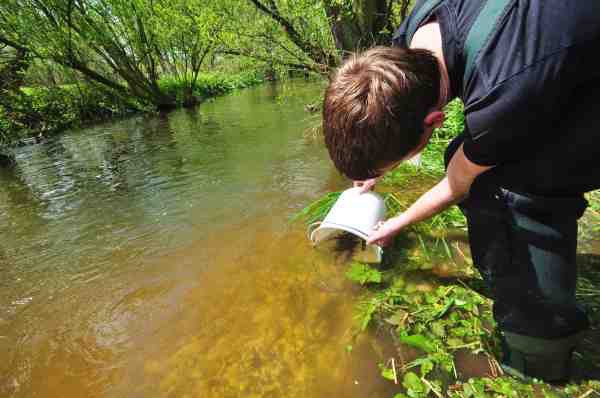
0, 81, 402, 397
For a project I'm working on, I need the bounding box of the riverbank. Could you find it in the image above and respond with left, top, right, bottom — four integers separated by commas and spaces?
297, 100, 600, 397
0, 71, 264, 148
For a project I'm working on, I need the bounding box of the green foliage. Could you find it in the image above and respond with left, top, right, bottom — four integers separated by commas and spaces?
228, 0, 339, 71
348, 269, 501, 395
434, 99, 464, 140
355, 296, 379, 331
582, 190, 600, 237
158, 71, 264, 106
380, 363, 397, 381
0, 0, 229, 107
345, 262, 382, 285
588, 190, 600, 214
0, 84, 141, 144
290, 191, 341, 224
0, 71, 263, 144
384, 191, 466, 234
382, 99, 465, 182
447, 377, 537, 398
0, 104, 11, 145
562, 381, 600, 398
402, 371, 431, 397
1, 0, 410, 89
398, 285, 492, 356
398, 334, 438, 354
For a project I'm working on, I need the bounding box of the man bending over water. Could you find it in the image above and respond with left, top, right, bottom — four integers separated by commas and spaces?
322, 0, 600, 382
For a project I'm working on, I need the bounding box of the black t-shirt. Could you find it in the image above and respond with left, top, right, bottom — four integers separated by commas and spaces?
392, 0, 600, 166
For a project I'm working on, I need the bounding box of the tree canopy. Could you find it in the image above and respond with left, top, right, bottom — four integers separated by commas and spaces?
0, 0, 411, 108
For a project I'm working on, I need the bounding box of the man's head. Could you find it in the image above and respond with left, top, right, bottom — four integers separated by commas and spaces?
322, 46, 443, 180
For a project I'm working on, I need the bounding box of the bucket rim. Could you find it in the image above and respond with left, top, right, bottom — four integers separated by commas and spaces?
310, 221, 369, 241
308, 221, 383, 263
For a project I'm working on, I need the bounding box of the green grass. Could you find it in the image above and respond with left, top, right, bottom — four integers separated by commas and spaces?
290, 191, 342, 224
158, 71, 264, 105
583, 190, 600, 236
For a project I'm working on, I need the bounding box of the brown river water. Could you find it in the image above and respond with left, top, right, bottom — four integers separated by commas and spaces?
0, 82, 399, 397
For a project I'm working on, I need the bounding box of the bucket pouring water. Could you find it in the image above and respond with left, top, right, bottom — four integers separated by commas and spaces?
308, 187, 386, 263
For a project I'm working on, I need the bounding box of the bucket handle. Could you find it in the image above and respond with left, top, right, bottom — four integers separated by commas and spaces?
307, 221, 321, 242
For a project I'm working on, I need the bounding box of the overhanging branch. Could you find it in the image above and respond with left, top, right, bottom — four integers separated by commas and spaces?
220, 49, 321, 73
0, 36, 29, 53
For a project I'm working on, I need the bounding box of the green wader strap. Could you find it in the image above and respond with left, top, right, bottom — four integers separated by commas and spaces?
463, 0, 515, 87
406, 0, 445, 44
405, 0, 515, 90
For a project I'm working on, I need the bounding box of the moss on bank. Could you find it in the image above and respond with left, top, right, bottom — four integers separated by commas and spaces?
297, 99, 600, 397
0, 71, 264, 148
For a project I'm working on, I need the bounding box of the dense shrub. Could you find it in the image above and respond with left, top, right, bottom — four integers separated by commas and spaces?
0, 84, 143, 144
158, 71, 264, 106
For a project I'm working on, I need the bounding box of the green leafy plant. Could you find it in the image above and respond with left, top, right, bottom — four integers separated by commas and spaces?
290, 191, 341, 224
345, 262, 382, 285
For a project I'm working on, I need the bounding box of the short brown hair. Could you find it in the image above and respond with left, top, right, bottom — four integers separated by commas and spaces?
322, 46, 440, 180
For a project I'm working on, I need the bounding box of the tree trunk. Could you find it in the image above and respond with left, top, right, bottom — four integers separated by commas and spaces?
0, 48, 30, 92
248, 0, 336, 70
324, 0, 409, 56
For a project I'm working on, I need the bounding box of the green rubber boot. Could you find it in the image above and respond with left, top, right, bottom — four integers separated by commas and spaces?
500, 332, 583, 382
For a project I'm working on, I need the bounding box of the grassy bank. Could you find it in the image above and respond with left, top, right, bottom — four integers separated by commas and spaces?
297, 100, 600, 397
158, 71, 264, 106
0, 71, 264, 148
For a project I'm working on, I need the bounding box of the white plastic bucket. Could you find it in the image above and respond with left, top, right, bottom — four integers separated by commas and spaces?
407, 152, 422, 167
308, 187, 385, 263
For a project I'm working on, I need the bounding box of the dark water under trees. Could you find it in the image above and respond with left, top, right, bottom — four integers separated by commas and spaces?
0, 81, 400, 397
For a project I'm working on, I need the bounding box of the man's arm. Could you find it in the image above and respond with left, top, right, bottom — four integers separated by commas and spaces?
367, 144, 493, 246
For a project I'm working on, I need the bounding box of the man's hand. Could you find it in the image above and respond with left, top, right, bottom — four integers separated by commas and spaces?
367, 217, 402, 247
353, 177, 378, 193
365, 144, 494, 247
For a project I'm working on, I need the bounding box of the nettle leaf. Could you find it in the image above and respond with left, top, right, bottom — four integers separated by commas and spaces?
399, 334, 437, 353
430, 321, 446, 338
454, 298, 467, 306
447, 337, 465, 348
434, 298, 455, 318
402, 372, 429, 397
346, 262, 382, 285
356, 299, 378, 331
386, 310, 408, 328
409, 357, 435, 377
379, 364, 396, 381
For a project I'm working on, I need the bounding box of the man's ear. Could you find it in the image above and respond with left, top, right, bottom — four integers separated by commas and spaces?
424, 111, 445, 129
